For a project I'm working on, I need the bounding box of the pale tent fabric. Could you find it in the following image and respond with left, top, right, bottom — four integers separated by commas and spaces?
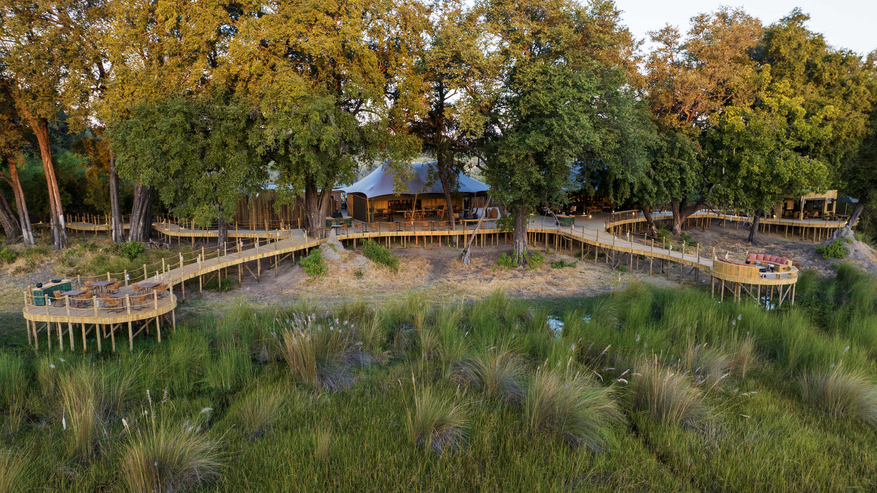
341, 161, 488, 198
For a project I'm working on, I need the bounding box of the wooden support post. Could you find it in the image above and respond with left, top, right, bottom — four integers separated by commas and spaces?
128, 321, 134, 351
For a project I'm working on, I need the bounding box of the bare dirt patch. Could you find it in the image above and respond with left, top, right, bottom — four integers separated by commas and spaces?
192, 243, 676, 310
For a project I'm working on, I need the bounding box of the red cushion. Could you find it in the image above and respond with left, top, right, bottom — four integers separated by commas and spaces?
748, 254, 757, 260
756, 254, 765, 261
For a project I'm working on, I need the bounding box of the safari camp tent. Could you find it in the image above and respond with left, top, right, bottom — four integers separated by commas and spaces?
777, 190, 838, 220
234, 187, 344, 230
342, 162, 491, 222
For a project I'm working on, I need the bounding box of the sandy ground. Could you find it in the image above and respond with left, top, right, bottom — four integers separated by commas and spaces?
192, 242, 677, 311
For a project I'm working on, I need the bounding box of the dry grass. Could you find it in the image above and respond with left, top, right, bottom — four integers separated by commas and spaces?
801, 366, 877, 425
524, 367, 621, 451
121, 421, 223, 493
630, 358, 709, 430
458, 345, 525, 403
407, 385, 469, 455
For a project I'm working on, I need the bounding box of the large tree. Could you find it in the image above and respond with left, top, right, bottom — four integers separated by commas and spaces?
477, 0, 646, 265
0, 98, 33, 245
109, 91, 265, 247
645, 8, 764, 234
227, 0, 426, 236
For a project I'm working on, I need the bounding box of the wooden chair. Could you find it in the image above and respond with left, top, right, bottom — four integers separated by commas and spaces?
419, 221, 430, 231
369, 222, 380, 233
107, 281, 121, 293
130, 293, 150, 311
153, 283, 169, 299
102, 296, 124, 313
75, 292, 93, 308
354, 223, 365, 233
51, 290, 66, 307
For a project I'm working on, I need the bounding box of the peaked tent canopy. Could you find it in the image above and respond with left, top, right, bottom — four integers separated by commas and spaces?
342, 161, 488, 197
342, 162, 491, 222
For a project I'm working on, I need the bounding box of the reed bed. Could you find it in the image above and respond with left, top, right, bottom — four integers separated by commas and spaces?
2, 266, 877, 490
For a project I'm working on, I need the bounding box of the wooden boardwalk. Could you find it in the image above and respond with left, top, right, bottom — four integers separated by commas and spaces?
28, 213, 804, 352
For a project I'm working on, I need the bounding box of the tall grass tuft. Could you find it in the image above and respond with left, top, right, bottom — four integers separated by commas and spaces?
630, 359, 708, 430
0, 448, 28, 492
407, 385, 469, 455
203, 345, 252, 392
122, 420, 223, 493
314, 425, 333, 463
524, 367, 621, 451
277, 312, 368, 390
58, 365, 134, 459
0, 354, 27, 409
458, 345, 525, 403
228, 386, 286, 439
800, 366, 877, 425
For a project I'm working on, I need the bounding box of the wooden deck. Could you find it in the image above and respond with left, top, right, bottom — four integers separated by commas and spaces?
30, 213, 805, 353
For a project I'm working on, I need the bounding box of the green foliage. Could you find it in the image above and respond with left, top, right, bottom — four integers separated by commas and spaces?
550, 260, 576, 269
525, 251, 544, 270
120, 241, 145, 261
299, 249, 327, 278
362, 240, 399, 273
629, 360, 709, 430
855, 232, 875, 248
0, 247, 17, 264
816, 240, 847, 260
496, 252, 516, 270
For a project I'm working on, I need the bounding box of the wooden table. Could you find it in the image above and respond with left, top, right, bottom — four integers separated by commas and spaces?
92, 280, 115, 292
137, 281, 161, 291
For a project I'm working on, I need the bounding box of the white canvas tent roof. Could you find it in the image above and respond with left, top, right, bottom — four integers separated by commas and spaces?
341, 161, 489, 198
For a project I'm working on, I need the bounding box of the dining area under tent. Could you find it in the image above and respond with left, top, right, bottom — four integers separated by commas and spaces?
341, 162, 495, 223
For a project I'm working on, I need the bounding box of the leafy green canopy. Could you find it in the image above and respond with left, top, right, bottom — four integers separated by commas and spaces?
108, 92, 266, 227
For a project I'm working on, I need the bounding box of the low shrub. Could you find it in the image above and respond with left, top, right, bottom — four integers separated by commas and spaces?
816, 240, 847, 260
299, 249, 327, 278
551, 260, 576, 269
524, 368, 621, 450
363, 240, 399, 273
526, 250, 545, 270
0, 247, 18, 264
496, 252, 516, 270
800, 367, 877, 425
121, 241, 146, 261
121, 420, 223, 493
407, 385, 468, 455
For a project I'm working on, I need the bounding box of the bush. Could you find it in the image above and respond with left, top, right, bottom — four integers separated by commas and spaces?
496, 252, 516, 270
524, 368, 621, 450
407, 385, 468, 455
0, 247, 18, 264
629, 360, 708, 430
526, 250, 544, 270
363, 240, 399, 273
551, 260, 576, 269
121, 421, 223, 493
120, 241, 146, 261
299, 249, 327, 278
800, 367, 877, 425
816, 240, 847, 260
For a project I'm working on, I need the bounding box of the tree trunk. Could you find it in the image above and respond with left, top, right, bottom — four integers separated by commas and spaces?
834, 201, 865, 239
513, 206, 528, 266
670, 199, 701, 236
304, 178, 328, 238
6, 158, 34, 246
24, 112, 67, 249
748, 211, 761, 243
217, 214, 228, 247
128, 184, 154, 242
108, 152, 124, 243
641, 206, 659, 238
0, 187, 21, 243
